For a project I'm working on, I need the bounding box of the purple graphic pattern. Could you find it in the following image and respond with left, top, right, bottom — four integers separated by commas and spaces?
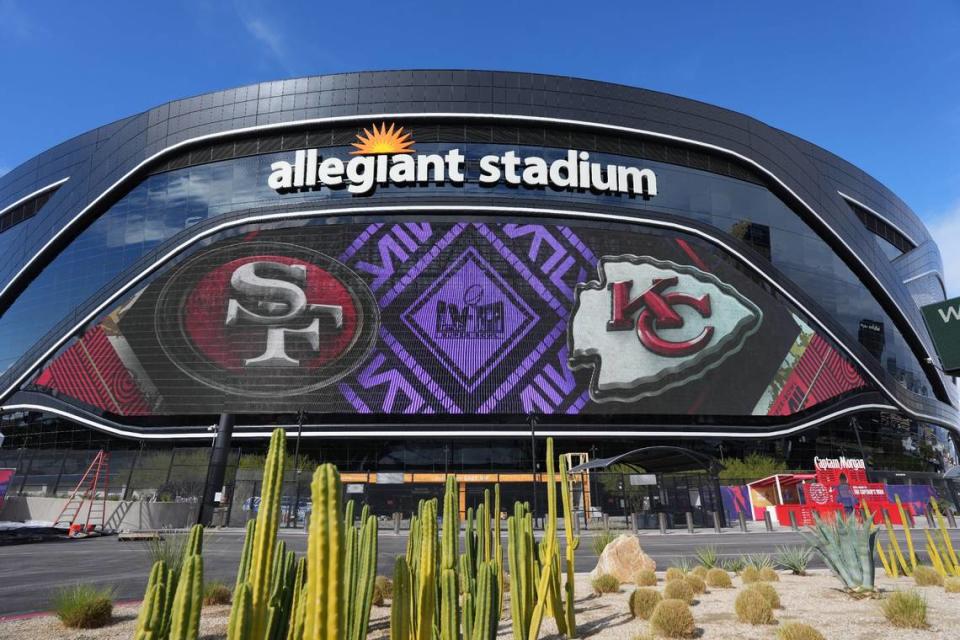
338, 222, 596, 414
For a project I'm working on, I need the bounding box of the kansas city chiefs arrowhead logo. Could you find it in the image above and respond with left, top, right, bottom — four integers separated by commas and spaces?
568, 255, 763, 402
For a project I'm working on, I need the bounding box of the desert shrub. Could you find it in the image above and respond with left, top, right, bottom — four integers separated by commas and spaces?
747, 582, 781, 609
705, 568, 732, 588
690, 565, 708, 579
672, 557, 693, 572
913, 566, 943, 587
628, 587, 662, 619
694, 545, 719, 569
592, 529, 617, 555
740, 566, 760, 584
663, 578, 694, 604
734, 588, 775, 625
881, 590, 928, 629
718, 453, 786, 481
684, 575, 706, 595
746, 553, 775, 570
649, 599, 696, 638
635, 569, 658, 586
759, 567, 780, 582
202, 581, 231, 606
373, 575, 393, 606
945, 576, 960, 593
591, 573, 620, 594
776, 622, 825, 640
665, 567, 686, 582
52, 584, 114, 629
142, 532, 189, 577
721, 557, 746, 573
775, 545, 813, 575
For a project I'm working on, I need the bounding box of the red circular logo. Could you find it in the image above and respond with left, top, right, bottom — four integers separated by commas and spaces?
154, 241, 378, 397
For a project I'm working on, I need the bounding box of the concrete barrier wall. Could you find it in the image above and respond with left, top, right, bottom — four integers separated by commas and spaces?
0, 496, 199, 530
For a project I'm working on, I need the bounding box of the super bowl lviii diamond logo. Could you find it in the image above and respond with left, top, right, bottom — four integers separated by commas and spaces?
155, 241, 378, 397
569, 255, 762, 402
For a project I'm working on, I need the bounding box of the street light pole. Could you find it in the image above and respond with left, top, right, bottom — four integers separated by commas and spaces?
290, 409, 305, 527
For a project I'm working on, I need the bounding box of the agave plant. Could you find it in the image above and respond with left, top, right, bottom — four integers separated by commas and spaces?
745, 553, 775, 571
775, 545, 813, 575
694, 545, 720, 569
801, 512, 878, 594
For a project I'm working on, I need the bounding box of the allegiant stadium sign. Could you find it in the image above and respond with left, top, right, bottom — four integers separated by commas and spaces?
267, 122, 658, 198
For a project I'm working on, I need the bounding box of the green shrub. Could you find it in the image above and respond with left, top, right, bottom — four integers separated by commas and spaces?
635, 569, 658, 586
747, 582, 781, 609
374, 575, 393, 602
591, 573, 620, 594
52, 584, 114, 629
759, 567, 780, 582
663, 579, 694, 604
684, 575, 706, 595
734, 588, 775, 625
913, 566, 943, 586
694, 545, 719, 569
649, 599, 696, 638
776, 622, 825, 640
718, 453, 786, 481
945, 576, 960, 593
665, 567, 686, 582
628, 587, 662, 620
775, 545, 813, 575
721, 557, 746, 573
741, 566, 760, 584
881, 590, 928, 629
202, 581, 231, 606
690, 565, 708, 579
705, 568, 732, 588
592, 529, 617, 555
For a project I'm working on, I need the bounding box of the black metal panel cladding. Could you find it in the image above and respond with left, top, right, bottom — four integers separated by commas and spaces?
0, 70, 953, 427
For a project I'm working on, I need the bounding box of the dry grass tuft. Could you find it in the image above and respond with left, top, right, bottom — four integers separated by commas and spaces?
649, 599, 696, 638
734, 588, 775, 625
628, 587, 662, 620
913, 566, 943, 587
747, 582, 781, 609
663, 578, 695, 604
635, 569, 658, 586
776, 621, 826, 640
690, 565, 708, 579
202, 582, 231, 606
740, 565, 760, 584
881, 590, 928, 629
705, 568, 732, 588
759, 567, 780, 582
52, 584, 114, 629
591, 573, 621, 595
684, 574, 706, 595
665, 567, 686, 582
944, 576, 960, 593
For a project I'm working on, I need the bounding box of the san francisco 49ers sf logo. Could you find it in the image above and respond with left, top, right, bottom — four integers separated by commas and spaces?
568, 255, 762, 402
155, 241, 378, 397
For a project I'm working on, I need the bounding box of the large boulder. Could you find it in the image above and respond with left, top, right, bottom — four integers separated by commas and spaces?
589, 534, 656, 582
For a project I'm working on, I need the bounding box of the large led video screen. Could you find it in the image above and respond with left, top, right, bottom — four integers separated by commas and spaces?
33, 218, 867, 418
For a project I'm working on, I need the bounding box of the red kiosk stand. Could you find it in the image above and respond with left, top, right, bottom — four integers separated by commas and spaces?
758, 457, 908, 526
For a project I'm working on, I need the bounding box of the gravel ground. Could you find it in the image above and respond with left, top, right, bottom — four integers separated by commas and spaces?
2, 570, 958, 639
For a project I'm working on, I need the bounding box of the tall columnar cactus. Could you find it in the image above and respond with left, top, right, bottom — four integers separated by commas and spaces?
471, 561, 500, 640
134, 560, 172, 640
390, 556, 412, 640
802, 511, 877, 594
558, 455, 578, 636
235, 520, 257, 595
228, 583, 254, 640
169, 553, 203, 640
507, 502, 535, 640
413, 499, 437, 640
304, 463, 344, 640
440, 476, 460, 640
185, 523, 204, 557
493, 484, 503, 617
284, 558, 307, 640
243, 428, 287, 639
527, 437, 567, 640
346, 511, 379, 640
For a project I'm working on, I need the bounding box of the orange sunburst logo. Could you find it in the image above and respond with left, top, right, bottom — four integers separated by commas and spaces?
350, 122, 415, 155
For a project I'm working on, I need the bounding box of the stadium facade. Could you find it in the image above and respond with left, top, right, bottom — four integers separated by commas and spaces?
0, 71, 957, 499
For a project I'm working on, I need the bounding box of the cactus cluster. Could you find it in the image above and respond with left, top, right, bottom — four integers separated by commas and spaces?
133, 431, 580, 640
875, 497, 960, 581
134, 523, 206, 640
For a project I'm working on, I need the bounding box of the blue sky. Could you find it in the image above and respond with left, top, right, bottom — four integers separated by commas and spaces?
1, 0, 959, 287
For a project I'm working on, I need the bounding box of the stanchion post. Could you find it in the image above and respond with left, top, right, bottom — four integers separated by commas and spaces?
713, 510, 722, 533
685, 511, 695, 534
788, 511, 799, 532
738, 511, 747, 533
763, 511, 774, 532
658, 512, 668, 535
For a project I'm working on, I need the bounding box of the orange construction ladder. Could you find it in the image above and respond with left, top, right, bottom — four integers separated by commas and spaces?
53, 450, 111, 536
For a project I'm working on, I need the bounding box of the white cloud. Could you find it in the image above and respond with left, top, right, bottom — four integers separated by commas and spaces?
233, 2, 294, 73
928, 201, 960, 298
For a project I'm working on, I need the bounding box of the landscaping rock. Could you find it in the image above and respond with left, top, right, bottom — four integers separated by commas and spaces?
588, 534, 655, 582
